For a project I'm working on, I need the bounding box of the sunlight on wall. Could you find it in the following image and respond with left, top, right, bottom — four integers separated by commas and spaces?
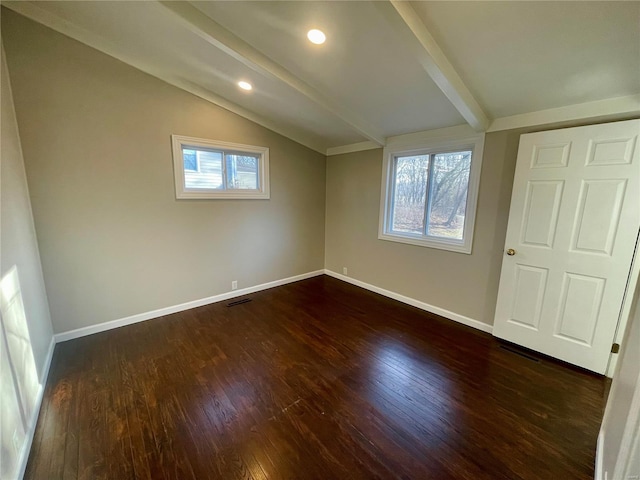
1, 266, 39, 420
1, 326, 26, 479
0, 266, 41, 479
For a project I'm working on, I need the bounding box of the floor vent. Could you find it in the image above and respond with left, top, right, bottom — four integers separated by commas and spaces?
499, 344, 540, 362
227, 298, 252, 307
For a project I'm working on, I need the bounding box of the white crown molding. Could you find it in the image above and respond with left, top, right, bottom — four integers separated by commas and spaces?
326, 141, 380, 156
160, 1, 386, 147
327, 94, 640, 156
324, 270, 493, 334
7, 1, 638, 160
2, 1, 330, 155
376, 1, 490, 132
488, 94, 640, 132
385, 124, 477, 148
326, 124, 476, 156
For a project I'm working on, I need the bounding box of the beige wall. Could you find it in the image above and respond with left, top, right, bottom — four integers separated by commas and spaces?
4, 9, 631, 338
324, 112, 639, 327
1, 43, 54, 479
325, 130, 519, 326
0, 44, 53, 379
2, 10, 326, 335
325, 117, 637, 326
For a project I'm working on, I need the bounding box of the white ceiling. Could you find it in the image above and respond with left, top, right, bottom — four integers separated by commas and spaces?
193, 1, 465, 137
411, 1, 640, 118
3, 1, 639, 154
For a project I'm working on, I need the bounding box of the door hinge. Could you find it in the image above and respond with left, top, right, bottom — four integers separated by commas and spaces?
611, 343, 620, 354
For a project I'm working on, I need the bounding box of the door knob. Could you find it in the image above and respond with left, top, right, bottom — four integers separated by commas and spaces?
506, 248, 516, 256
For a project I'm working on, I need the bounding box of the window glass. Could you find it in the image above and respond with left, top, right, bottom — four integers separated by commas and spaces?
378, 133, 483, 254
172, 135, 269, 199
427, 151, 472, 240
391, 155, 429, 234
226, 154, 259, 190
183, 148, 223, 190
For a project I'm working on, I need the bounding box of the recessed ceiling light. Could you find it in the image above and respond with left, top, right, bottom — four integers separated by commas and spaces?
238, 81, 252, 91
307, 29, 326, 45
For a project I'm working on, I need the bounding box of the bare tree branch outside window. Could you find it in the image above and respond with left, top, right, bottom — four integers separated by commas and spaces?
391, 151, 472, 239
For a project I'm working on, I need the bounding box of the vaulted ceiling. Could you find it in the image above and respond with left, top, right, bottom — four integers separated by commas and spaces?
3, 1, 639, 154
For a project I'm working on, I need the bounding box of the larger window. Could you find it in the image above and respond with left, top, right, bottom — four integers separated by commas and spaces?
379, 134, 484, 253
172, 135, 269, 199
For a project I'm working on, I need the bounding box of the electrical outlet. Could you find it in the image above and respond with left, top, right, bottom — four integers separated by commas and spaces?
343, 267, 348, 276
231, 280, 238, 290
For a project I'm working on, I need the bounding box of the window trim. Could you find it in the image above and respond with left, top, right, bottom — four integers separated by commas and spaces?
171, 135, 270, 199
378, 133, 485, 254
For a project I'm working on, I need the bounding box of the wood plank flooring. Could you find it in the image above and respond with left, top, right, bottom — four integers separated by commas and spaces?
25, 275, 607, 479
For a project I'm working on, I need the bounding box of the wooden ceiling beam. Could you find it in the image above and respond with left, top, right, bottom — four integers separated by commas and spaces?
160, 1, 386, 146
2, 1, 329, 154
378, 1, 490, 132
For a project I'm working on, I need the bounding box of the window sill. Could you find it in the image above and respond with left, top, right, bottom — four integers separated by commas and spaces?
176, 190, 270, 200
378, 231, 472, 254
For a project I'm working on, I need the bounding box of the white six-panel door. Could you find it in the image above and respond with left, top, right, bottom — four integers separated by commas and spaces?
493, 119, 640, 374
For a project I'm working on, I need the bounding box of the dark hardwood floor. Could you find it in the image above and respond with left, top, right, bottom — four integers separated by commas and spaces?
25, 275, 607, 480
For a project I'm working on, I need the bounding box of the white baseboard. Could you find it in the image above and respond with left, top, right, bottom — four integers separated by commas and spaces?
16, 335, 55, 480
54, 270, 325, 343
323, 269, 493, 334
595, 430, 604, 480
22, 269, 488, 478
54, 268, 491, 342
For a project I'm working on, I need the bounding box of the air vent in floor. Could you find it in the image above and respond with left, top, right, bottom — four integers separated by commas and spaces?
499, 344, 540, 362
227, 298, 252, 307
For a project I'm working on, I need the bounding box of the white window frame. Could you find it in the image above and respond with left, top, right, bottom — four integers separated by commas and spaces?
378, 133, 485, 254
171, 135, 270, 199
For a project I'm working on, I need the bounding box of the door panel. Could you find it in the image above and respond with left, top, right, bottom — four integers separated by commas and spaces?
493, 119, 640, 374
554, 272, 604, 345
571, 179, 626, 255
520, 180, 563, 248
531, 142, 571, 168
587, 137, 636, 166
509, 265, 548, 330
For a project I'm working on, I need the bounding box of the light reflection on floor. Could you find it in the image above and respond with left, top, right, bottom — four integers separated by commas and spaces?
365, 337, 459, 449
372, 337, 451, 396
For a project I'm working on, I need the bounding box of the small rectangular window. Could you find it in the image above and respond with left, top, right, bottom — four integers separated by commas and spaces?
379, 134, 484, 253
172, 135, 269, 199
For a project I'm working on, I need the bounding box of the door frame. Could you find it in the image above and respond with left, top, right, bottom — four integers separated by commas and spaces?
606, 228, 640, 378
596, 266, 640, 480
